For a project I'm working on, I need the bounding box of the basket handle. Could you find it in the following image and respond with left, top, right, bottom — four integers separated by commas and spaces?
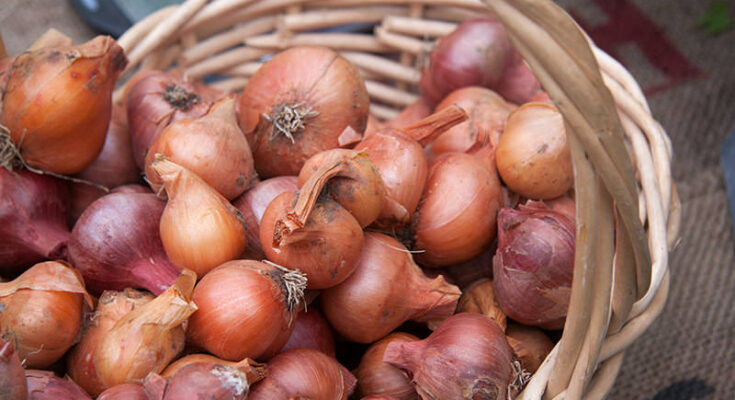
481, 0, 652, 398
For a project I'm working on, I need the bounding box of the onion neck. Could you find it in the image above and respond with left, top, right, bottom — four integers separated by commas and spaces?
382, 339, 424, 375
129, 257, 179, 295
264, 102, 319, 143
275, 156, 348, 241
401, 105, 468, 146
163, 84, 200, 110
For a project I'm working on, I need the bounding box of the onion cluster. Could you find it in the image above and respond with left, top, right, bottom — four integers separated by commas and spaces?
0, 24, 582, 399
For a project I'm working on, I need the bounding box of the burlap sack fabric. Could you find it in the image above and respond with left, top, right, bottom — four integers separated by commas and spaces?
2, 0, 733, 398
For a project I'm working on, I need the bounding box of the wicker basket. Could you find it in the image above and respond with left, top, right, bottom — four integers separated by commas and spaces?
116, 0, 681, 398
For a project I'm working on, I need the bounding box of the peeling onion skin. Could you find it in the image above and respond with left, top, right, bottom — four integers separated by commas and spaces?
492, 201, 575, 329
248, 348, 356, 400
383, 313, 516, 400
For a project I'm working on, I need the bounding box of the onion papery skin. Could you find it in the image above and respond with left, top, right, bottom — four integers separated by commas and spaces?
153, 158, 247, 278
0, 168, 69, 274
280, 306, 336, 357
25, 370, 93, 400
69, 104, 140, 225
233, 176, 298, 259
413, 152, 503, 266
298, 149, 385, 228
356, 332, 419, 400
354, 129, 427, 228
505, 322, 554, 374
495, 102, 572, 200
321, 232, 461, 343
97, 383, 148, 400
1, 36, 126, 174
0, 337, 27, 400
162, 362, 251, 400
248, 348, 356, 400
260, 191, 364, 290
427, 87, 514, 162
492, 201, 575, 329
187, 260, 305, 361
145, 97, 255, 200
237, 46, 369, 177
68, 192, 179, 295
94, 271, 197, 388
127, 70, 222, 169
0, 261, 89, 368
444, 246, 495, 289
67, 289, 154, 396
383, 313, 516, 400
385, 98, 432, 129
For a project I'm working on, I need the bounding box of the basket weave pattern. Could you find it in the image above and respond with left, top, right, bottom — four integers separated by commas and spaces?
117, 1, 681, 398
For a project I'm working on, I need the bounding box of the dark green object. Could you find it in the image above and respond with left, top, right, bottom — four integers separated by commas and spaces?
699, 0, 733, 35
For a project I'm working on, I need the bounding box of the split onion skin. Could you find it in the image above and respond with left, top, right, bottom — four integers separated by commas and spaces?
355, 332, 419, 400
0, 338, 27, 400
68, 192, 179, 295
248, 348, 357, 400
496, 102, 573, 200
320, 232, 461, 343
428, 87, 514, 162
187, 260, 305, 361
413, 152, 504, 267
493, 201, 576, 329
67, 289, 154, 396
145, 97, 255, 200
237, 45, 369, 177
384, 313, 516, 400
0, 168, 69, 274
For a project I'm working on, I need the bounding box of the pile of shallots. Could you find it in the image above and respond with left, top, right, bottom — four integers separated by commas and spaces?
0, 18, 576, 400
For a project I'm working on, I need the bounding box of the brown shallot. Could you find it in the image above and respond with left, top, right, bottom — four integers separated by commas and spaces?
355, 332, 419, 400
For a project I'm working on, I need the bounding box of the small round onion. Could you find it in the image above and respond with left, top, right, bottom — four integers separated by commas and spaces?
162, 362, 251, 400
493, 201, 575, 329
237, 46, 369, 177
248, 348, 356, 400
321, 232, 460, 343
355, 332, 419, 399
496, 102, 572, 200
384, 313, 517, 400
187, 260, 306, 361
413, 152, 503, 266
26, 370, 93, 400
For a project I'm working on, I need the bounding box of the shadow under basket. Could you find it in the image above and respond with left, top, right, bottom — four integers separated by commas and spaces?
116, 0, 681, 398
